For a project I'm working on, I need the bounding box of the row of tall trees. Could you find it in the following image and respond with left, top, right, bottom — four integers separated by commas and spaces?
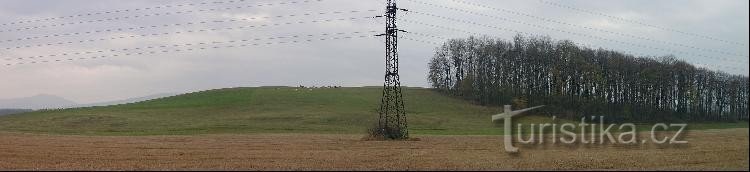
427, 35, 748, 122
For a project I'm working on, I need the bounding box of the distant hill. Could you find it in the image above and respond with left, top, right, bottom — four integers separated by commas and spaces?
0, 109, 34, 116
0, 94, 77, 110
0, 93, 178, 110
76, 93, 179, 108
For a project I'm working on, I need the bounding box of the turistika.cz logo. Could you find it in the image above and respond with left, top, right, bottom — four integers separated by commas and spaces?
492, 105, 688, 153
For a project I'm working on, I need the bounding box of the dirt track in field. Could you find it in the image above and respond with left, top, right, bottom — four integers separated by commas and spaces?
1, 128, 748, 170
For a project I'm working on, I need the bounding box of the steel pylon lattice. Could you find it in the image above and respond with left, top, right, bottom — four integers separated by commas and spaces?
375, 0, 408, 139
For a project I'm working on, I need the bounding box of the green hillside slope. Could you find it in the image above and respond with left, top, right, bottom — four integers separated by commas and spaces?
0, 87, 744, 136
0, 87, 502, 135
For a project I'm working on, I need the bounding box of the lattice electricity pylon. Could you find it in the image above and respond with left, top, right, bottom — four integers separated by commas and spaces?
374, 0, 409, 139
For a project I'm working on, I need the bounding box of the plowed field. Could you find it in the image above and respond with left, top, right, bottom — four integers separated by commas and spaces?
1, 128, 747, 170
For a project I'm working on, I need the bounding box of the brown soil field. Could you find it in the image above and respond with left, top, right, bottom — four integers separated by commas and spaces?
1, 128, 748, 170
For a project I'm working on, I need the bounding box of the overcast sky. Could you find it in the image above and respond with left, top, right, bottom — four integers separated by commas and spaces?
0, 0, 747, 104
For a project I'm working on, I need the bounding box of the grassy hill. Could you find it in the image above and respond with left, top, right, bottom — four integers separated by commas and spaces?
0, 87, 745, 136
0, 87, 504, 135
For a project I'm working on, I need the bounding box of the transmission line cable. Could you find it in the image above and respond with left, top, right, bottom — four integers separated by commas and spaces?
536, 0, 746, 46
407, 10, 748, 64
1, 16, 376, 51
400, 19, 746, 72
0, 0, 324, 33
0, 10, 377, 44
4, 31, 377, 65
0, 0, 313, 28
405, 0, 748, 58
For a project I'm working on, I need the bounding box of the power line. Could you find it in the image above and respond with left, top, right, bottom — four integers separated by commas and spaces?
399, 18, 746, 73
407, 5, 750, 64
0, 0, 324, 34
405, 33, 740, 75
402, 17, 630, 51
402, 18, 588, 47
537, 0, 746, 46
406, 0, 748, 59
4, 31, 377, 66
400, 36, 442, 46
407, 31, 746, 73
0, 10, 377, 44
5, 30, 377, 61
406, 31, 451, 41
399, 18, 491, 37
7, 34, 373, 66
0, 0, 274, 28
1, 16, 376, 51
407, 10, 749, 65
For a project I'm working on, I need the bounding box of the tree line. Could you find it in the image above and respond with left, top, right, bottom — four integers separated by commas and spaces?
427, 35, 748, 122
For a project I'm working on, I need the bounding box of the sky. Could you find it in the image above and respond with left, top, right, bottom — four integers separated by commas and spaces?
0, 0, 748, 104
